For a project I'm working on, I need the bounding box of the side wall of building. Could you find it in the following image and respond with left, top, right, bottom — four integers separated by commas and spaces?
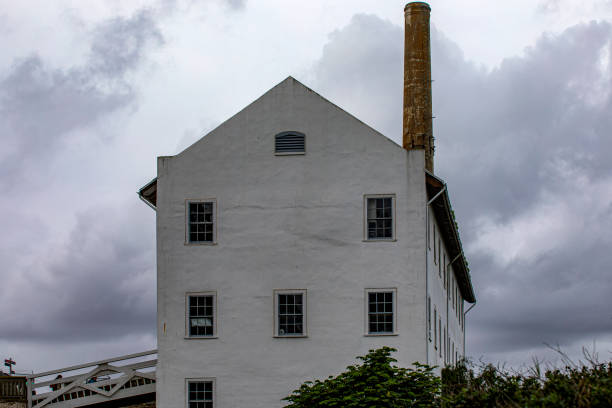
155, 79, 429, 408
426, 209, 465, 368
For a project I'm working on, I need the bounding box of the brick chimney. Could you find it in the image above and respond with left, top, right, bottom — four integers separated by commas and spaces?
403, 2, 434, 172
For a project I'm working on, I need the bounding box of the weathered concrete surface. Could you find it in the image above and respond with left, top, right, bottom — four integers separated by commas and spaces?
156, 77, 429, 407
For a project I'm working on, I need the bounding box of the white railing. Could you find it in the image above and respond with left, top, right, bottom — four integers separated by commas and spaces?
27, 349, 157, 408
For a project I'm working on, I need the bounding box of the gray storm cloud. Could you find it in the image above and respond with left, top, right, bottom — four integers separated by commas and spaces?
0, 10, 162, 190
2, 203, 156, 343
0, 10, 162, 345
0, 0, 249, 370
312, 14, 612, 362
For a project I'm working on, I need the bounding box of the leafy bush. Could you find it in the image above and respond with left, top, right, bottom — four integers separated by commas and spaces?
284, 347, 612, 408
283, 346, 441, 407
441, 354, 612, 408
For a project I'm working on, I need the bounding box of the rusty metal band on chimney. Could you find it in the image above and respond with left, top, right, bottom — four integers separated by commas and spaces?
403, 2, 434, 172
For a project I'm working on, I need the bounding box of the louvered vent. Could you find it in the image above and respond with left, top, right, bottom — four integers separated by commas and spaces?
275, 131, 305, 154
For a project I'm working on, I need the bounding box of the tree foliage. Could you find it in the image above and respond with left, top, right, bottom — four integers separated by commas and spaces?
283, 347, 440, 407
284, 347, 612, 408
441, 358, 612, 408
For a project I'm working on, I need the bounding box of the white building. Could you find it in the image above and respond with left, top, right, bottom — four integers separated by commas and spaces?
138, 3, 475, 407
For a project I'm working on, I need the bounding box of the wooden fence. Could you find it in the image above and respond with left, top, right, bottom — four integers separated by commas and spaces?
0, 375, 27, 401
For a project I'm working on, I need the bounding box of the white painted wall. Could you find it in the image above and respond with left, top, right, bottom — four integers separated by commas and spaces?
155, 78, 429, 407
426, 209, 465, 368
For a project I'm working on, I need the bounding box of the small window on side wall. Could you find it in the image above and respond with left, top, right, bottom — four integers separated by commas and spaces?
364, 195, 396, 241
275, 131, 305, 155
186, 200, 216, 244
186, 292, 217, 338
365, 288, 397, 335
186, 379, 215, 408
274, 289, 307, 337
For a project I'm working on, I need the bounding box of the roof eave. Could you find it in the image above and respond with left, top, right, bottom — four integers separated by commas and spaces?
138, 178, 157, 210
425, 171, 476, 303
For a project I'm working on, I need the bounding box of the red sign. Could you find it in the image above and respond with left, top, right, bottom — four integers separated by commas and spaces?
4, 359, 15, 366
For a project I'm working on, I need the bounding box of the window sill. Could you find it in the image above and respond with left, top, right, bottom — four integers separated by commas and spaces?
362, 239, 397, 243
184, 242, 218, 246
273, 335, 308, 339
275, 152, 305, 156
364, 333, 399, 337
184, 336, 218, 340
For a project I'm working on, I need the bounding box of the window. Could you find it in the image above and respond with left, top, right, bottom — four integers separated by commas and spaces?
427, 296, 431, 341
186, 292, 217, 338
439, 319, 442, 357
275, 131, 305, 154
187, 379, 214, 408
444, 327, 447, 363
433, 228, 437, 263
364, 195, 396, 240
443, 254, 447, 288
433, 307, 437, 349
438, 239, 442, 275
274, 289, 306, 337
456, 285, 459, 314
365, 289, 397, 335
187, 200, 216, 244
428, 210, 431, 250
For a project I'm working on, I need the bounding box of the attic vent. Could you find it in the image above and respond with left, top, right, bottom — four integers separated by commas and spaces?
275, 131, 305, 155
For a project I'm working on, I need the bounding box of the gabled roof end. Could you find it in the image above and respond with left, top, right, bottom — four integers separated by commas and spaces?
138, 178, 157, 210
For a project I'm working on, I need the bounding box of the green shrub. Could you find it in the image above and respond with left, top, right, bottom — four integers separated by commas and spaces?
283, 346, 441, 407
441, 358, 612, 408
284, 347, 612, 407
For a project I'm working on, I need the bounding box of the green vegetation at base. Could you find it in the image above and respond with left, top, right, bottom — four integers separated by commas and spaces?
284, 347, 612, 408
283, 347, 439, 407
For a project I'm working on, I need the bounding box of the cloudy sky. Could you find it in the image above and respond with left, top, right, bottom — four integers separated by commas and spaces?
1, 0, 611, 374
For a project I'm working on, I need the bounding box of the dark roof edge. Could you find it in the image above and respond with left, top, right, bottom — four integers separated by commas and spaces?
138, 177, 158, 210
425, 170, 476, 303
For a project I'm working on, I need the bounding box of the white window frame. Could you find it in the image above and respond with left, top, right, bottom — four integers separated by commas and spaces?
185, 291, 218, 339
185, 378, 216, 408
273, 289, 307, 338
185, 199, 217, 245
443, 253, 447, 288
433, 306, 437, 349
433, 227, 437, 264
427, 296, 431, 341
363, 194, 397, 241
438, 238, 442, 276
439, 318, 442, 357
427, 209, 431, 250
364, 288, 398, 336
